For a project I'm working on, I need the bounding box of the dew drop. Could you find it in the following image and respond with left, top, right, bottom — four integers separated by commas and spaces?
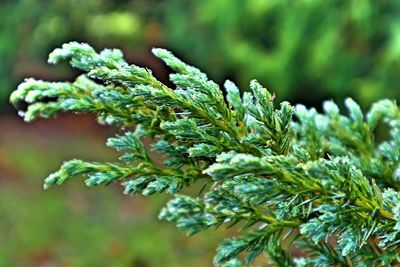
18, 110, 26, 117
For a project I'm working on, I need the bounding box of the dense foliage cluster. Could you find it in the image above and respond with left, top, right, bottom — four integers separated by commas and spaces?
4, 0, 400, 108
11, 42, 400, 266
165, 0, 400, 104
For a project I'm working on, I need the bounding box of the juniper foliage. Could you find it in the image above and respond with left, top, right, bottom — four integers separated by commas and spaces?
10, 42, 400, 266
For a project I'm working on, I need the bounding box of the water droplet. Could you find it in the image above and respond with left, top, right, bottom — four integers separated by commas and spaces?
18, 110, 26, 117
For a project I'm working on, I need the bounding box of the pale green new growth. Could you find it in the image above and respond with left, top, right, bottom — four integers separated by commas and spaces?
10, 42, 400, 266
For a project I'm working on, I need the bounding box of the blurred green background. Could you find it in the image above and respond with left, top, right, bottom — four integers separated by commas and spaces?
1, 0, 400, 266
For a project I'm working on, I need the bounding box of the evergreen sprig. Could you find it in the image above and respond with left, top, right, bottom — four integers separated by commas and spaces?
10, 42, 400, 266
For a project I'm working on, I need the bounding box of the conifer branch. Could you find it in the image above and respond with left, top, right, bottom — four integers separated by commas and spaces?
10, 42, 400, 266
